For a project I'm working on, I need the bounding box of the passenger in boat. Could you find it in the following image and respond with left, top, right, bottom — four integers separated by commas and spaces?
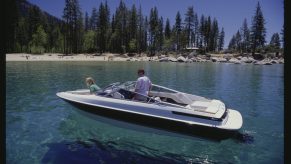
133, 69, 152, 101
85, 77, 101, 94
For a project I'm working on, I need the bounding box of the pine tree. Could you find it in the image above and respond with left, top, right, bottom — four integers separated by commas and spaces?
89, 8, 98, 30
205, 16, 211, 52
175, 11, 182, 51
250, 2, 266, 53
27, 6, 42, 44
129, 5, 137, 42
144, 16, 149, 53
165, 18, 171, 40
157, 17, 164, 51
218, 27, 224, 51
76, 11, 84, 53
199, 15, 205, 50
137, 5, 145, 53
114, 0, 128, 53
97, 2, 110, 53
15, 17, 29, 52
269, 33, 280, 52
209, 18, 219, 52
193, 13, 199, 47
228, 35, 236, 51
149, 7, 159, 55
240, 19, 250, 53
280, 26, 284, 49
184, 6, 194, 47
63, 0, 83, 54
84, 12, 89, 31
235, 30, 242, 53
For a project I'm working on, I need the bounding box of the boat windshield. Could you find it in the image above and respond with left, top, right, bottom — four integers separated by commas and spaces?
96, 81, 188, 108
103, 81, 179, 93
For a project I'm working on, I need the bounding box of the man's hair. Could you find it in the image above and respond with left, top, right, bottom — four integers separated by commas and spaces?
137, 69, 145, 74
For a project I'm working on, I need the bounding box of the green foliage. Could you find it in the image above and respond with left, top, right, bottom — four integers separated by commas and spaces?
10, 0, 229, 55
268, 33, 281, 52
128, 39, 137, 52
228, 30, 243, 53
270, 33, 280, 48
83, 30, 96, 52
29, 25, 47, 54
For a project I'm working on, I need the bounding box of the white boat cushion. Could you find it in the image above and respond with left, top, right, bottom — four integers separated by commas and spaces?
188, 100, 224, 114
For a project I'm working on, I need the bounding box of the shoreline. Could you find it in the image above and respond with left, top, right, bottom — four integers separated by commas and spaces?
6, 53, 284, 65
5, 53, 139, 62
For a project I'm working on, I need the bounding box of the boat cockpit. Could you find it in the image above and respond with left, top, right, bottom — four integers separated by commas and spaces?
95, 81, 211, 109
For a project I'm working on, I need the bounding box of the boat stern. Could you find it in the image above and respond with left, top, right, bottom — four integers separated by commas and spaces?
220, 109, 243, 131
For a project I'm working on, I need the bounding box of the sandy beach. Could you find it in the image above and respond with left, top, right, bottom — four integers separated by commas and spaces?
6, 53, 284, 65
5, 53, 156, 62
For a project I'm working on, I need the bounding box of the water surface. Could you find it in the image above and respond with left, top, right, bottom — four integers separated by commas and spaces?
6, 61, 284, 163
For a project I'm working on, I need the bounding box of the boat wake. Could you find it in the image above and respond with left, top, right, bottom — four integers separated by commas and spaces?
233, 131, 255, 144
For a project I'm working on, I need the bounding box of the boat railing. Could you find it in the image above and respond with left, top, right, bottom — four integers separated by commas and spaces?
151, 84, 179, 93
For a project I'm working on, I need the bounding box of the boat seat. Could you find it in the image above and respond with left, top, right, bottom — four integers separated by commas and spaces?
112, 92, 125, 99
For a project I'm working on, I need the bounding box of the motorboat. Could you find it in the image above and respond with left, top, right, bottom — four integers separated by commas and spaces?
56, 81, 243, 140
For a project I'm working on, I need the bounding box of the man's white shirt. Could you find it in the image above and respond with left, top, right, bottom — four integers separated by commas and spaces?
135, 76, 152, 96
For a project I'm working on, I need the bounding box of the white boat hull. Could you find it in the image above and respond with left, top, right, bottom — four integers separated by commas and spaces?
56, 89, 243, 140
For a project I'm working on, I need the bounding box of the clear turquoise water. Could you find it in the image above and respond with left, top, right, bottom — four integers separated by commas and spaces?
6, 61, 284, 163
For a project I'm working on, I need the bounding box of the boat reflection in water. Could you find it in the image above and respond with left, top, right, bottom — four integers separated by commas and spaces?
57, 81, 244, 141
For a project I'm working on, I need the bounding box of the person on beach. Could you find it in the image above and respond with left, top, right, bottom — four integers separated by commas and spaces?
133, 69, 152, 101
86, 77, 101, 94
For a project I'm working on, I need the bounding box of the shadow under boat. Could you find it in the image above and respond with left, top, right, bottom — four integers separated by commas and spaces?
41, 139, 215, 164
64, 99, 253, 143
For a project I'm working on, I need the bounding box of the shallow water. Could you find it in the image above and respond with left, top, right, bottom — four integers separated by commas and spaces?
6, 61, 284, 163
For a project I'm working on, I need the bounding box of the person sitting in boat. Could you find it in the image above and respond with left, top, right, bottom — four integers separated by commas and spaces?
86, 77, 101, 94
133, 69, 152, 101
